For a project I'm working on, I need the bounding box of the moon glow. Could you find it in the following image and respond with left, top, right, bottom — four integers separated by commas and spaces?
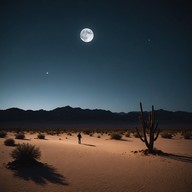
80, 28, 94, 42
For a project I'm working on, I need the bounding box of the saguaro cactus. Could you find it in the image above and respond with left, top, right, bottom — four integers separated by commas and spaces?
136, 102, 160, 153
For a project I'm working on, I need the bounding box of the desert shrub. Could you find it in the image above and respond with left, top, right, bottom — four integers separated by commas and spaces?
0, 131, 7, 138
119, 130, 125, 135
67, 132, 72, 136
125, 132, 131, 137
182, 131, 191, 139
37, 133, 45, 139
4, 138, 15, 146
133, 132, 140, 138
110, 132, 122, 140
83, 130, 91, 135
15, 132, 25, 140
46, 131, 55, 135
97, 135, 101, 138
160, 131, 173, 139
10, 143, 41, 162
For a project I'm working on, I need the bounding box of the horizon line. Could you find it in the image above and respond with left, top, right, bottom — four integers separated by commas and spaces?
0, 105, 192, 114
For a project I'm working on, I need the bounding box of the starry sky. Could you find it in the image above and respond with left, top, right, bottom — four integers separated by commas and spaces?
0, 0, 192, 112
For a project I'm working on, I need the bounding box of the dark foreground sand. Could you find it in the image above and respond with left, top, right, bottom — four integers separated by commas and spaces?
0, 132, 192, 192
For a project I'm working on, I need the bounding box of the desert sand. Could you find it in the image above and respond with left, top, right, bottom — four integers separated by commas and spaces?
0, 132, 192, 192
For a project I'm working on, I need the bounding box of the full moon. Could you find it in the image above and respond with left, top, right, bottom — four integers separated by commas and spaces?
80, 28, 94, 42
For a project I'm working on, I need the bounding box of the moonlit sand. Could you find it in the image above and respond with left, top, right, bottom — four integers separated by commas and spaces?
0, 132, 192, 192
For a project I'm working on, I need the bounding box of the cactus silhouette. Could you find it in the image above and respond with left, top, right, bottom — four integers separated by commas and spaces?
136, 102, 160, 153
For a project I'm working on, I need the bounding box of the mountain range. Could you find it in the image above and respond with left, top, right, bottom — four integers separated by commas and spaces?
0, 106, 192, 129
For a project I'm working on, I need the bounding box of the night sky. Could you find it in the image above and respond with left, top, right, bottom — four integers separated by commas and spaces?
0, 0, 192, 112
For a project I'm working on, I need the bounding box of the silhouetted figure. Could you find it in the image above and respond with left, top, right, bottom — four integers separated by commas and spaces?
77, 133, 82, 144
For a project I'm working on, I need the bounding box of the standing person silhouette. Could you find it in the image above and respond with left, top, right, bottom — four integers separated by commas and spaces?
77, 132, 82, 144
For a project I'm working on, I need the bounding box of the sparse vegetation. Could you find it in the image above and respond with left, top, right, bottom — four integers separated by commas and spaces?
125, 132, 131, 137
0, 131, 7, 138
15, 132, 25, 140
133, 131, 142, 138
46, 128, 63, 135
67, 132, 72, 136
110, 132, 122, 140
83, 130, 91, 135
119, 130, 125, 135
46, 131, 55, 135
37, 133, 45, 139
4, 138, 15, 146
182, 131, 191, 139
160, 131, 173, 139
10, 143, 41, 162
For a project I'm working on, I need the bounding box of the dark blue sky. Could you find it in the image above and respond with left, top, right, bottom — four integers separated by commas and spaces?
0, 0, 192, 112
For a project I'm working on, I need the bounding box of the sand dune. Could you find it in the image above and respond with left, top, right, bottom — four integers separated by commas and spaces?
0, 132, 192, 192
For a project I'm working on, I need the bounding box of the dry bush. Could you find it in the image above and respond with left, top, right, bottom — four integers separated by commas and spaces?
160, 131, 173, 139
11, 143, 41, 162
119, 130, 125, 135
67, 132, 72, 136
46, 131, 55, 135
182, 131, 191, 139
83, 130, 92, 135
15, 132, 25, 140
4, 138, 15, 146
132, 132, 140, 138
110, 132, 122, 140
125, 132, 131, 137
37, 133, 45, 139
0, 131, 7, 138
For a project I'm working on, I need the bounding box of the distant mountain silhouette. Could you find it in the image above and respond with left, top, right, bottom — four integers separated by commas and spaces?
0, 106, 192, 129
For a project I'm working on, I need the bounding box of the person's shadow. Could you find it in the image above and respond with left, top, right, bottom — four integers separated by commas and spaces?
8, 161, 68, 186
82, 143, 96, 147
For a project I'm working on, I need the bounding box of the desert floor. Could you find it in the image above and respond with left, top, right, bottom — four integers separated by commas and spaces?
0, 132, 192, 192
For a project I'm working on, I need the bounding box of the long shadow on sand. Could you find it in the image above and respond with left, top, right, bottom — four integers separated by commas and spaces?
159, 152, 192, 164
82, 143, 96, 147
8, 161, 68, 186
133, 149, 192, 164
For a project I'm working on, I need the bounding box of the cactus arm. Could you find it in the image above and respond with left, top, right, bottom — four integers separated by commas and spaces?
154, 128, 160, 141
140, 103, 150, 147
135, 127, 145, 142
154, 120, 159, 133
143, 127, 149, 148
139, 102, 147, 128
